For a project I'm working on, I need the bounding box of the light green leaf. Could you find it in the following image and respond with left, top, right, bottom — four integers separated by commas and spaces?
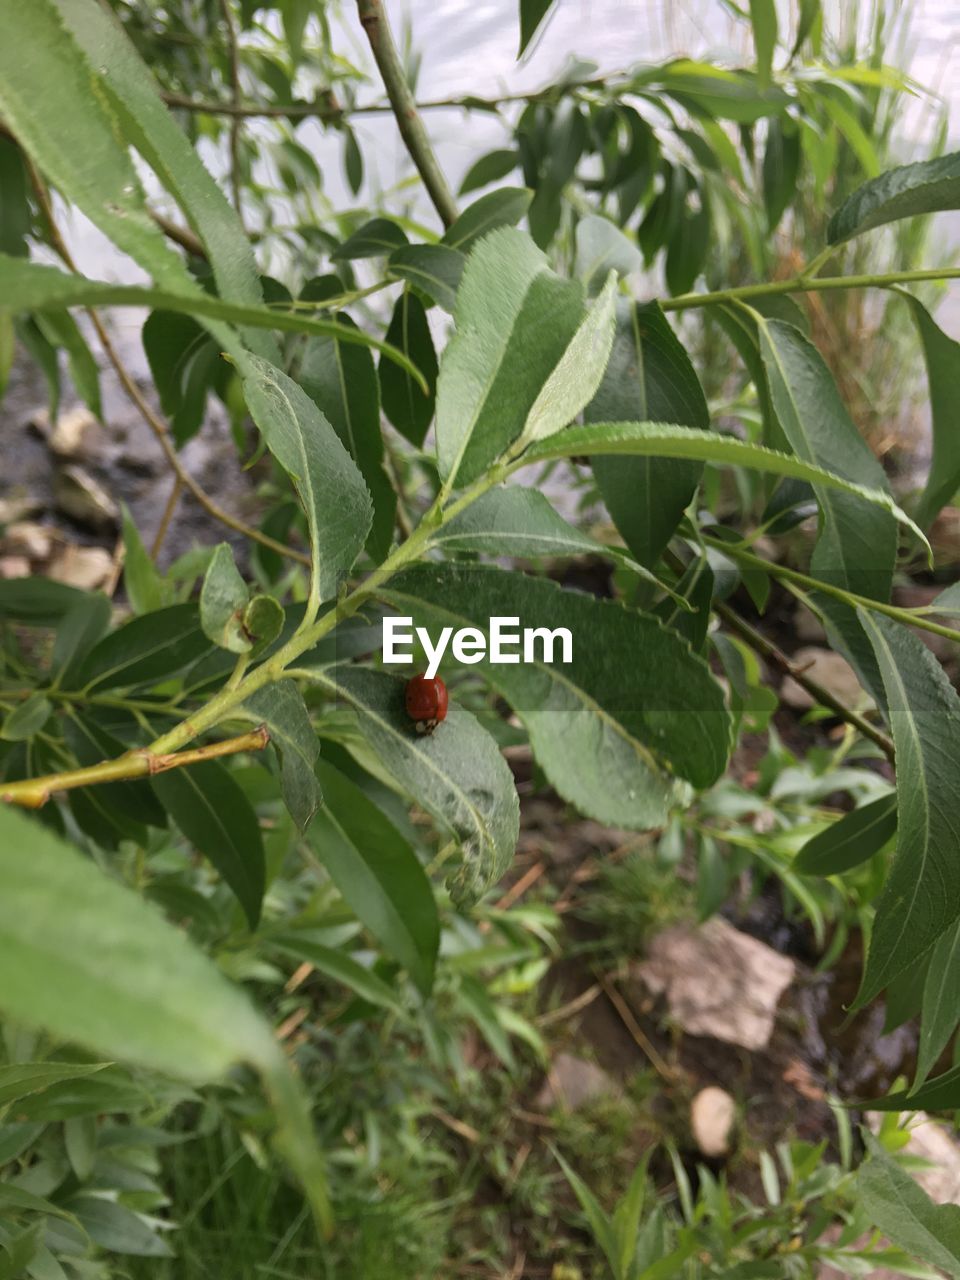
152, 760, 266, 930
915, 918, 960, 1091
240, 356, 372, 608
242, 681, 321, 831
310, 760, 439, 996
828, 149, 960, 244
553, 1148, 618, 1272
243, 594, 285, 656
332, 217, 408, 260
0, 255, 427, 386
35, 310, 102, 419
0, 804, 277, 1081
388, 244, 465, 312
517, 421, 926, 547
271, 935, 406, 1015
459, 149, 518, 195
574, 216, 642, 293
794, 792, 897, 876
200, 543, 250, 653
749, 0, 778, 88
441, 188, 533, 253
121, 507, 164, 615
901, 293, 960, 525
310, 666, 518, 904
519, 270, 617, 447
859, 1152, 960, 1279
0, 1061, 107, 1109
584, 300, 709, 568
65, 1197, 171, 1258
433, 486, 607, 558
641, 59, 790, 122
436, 227, 583, 486
382, 564, 731, 827
853, 612, 960, 1009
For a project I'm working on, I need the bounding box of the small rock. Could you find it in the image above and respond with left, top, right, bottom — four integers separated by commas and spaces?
793, 607, 827, 645
54, 465, 118, 531
1, 522, 54, 562
0, 493, 44, 525
534, 1053, 620, 1111
690, 1086, 736, 1157
0, 555, 31, 579
48, 544, 114, 591
780, 646, 870, 712
633, 917, 795, 1051
49, 406, 102, 459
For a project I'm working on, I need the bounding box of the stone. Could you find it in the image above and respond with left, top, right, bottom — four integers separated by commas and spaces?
49, 406, 102, 459
534, 1053, 620, 1111
780, 646, 870, 711
633, 917, 795, 1051
690, 1086, 736, 1157
0, 493, 44, 525
48, 545, 114, 591
53, 465, 118, 531
1, 522, 53, 562
0, 555, 31, 579
868, 1112, 960, 1205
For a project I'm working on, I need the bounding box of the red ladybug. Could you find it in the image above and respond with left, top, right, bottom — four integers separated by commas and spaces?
405, 674, 448, 735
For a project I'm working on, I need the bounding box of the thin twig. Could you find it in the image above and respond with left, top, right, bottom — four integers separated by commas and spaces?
152, 475, 184, 560
1, 727, 270, 808
354, 0, 459, 228
149, 208, 207, 259
25, 163, 311, 569
593, 969, 678, 1084
218, 0, 244, 224
715, 600, 896, 762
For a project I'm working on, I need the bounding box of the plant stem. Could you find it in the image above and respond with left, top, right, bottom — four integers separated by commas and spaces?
354, 0, 459, 229
662, 266, 960, 313
714, 600, 895, 761
152, 475, 183, 560
0, 728, 269, 808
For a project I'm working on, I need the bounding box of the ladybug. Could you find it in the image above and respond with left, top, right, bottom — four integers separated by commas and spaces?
405, 674, 448, 735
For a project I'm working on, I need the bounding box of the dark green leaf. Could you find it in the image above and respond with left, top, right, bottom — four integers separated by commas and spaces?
459, 149, 518, 195
654, 555, 714, 651
388, 244, 465, 313
852, 613, 960, 1009
441, 188, 533, 253
241, 356, 373, 605
902, 293, 960, 525
66, 1197, 172, 1258
1, 694, 53, 742
62, 714, 167, 830
343, 125, 363, 195
35, 310, 102, 419
518, 0, 556, 55
794, 792, 896, 876
200, 542, 250, 653
0, 1061, 107, 1108
584, 299, 709, 567
828, 150, 960, 244
858, 1152, 960, 1278
142, 311, 219, 447
762, 118, 801, 231
271, 935, 406, 1014
76, 603, 208, 691
311, 760, 439, 995
332, 218, 408, 260
243, 681, 320, 831
0, 576, 88, 625
121, 507, 164, 615
0, 135, 30, 258
378, 291, 437, 447
916, 919, 960, 1091
244, 594, 285, 656
152, 759, 266, 930
311, 666, 518, 904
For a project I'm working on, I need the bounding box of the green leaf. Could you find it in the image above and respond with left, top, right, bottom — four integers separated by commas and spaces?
828, 150, 960, 245
142, 311, 220, 447
915, 919, 960, 1091
518, 0, 556, 55
1, 695, 53, 742
35, 310, 102, 419
121, 507, 164, 615
645, 60, 790, 122
758, 317, 898, 604
433, 486, 607, 558
332, 218, 408, 260
852, 612, 960, 1009
794, 792, 897, 876
240, 356, 372, 606
152, 759, 266, 930
519, 271, 617, 447
343, 125, 363, 195
310, 760, 439, 995
271, 935, 406, 1015
200, 543, 251, 653
0, 804, 277, 1082
459, 149, 518, 195
297, 315, 395, 561
66, 1197, 172, 1258
62, 714, 168, 830
518, 422, 923, 546
0, 135, 30, 258
902, 293, 960, 525
76, 603, 207, 691
0, 576, 89, 626
382, 564, 731, 826
654, 555, 713, 651
388, 244, 465, 313
436, 227, 583, 487
0, 255, 426, 386
574, 215, 642, 292
242, 682, 320, 832
378, 291, 438, 447
0, 1061, 107, 1109
441, 188, 533, 253
64, 1113, 97, 1181
53, 0, 276, 360
762, 118, 801, 231
749, 0, 778, 88
553, 1148, 619, 1271
584, 299, 709, 568
311, 667, 518, 904
243, 595, 285, 656
858, 1152, 960, 1279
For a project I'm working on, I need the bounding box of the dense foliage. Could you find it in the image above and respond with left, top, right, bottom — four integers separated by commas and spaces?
3, 0, 960, 1275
